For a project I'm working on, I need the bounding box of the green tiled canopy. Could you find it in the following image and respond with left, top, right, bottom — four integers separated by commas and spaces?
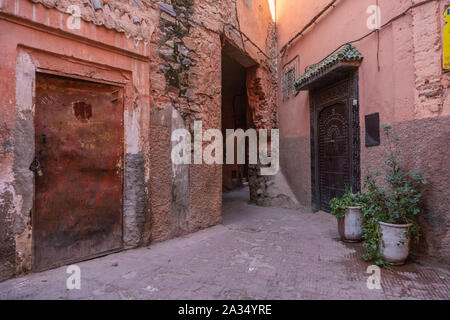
295, 44, 363, 90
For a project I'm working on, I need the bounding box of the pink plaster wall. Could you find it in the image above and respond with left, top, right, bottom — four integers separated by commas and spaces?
276, 0, 450, 262
277, 0, 419, 139
238, 0, 274, 62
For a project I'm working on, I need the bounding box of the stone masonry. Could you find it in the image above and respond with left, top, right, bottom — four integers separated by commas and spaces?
0, 0, 297, 281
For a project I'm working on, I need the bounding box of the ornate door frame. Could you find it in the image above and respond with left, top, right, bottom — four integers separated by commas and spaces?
310, 72, 361, 212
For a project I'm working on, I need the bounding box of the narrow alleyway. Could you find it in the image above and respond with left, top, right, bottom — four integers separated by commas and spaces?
0, 188, 449, 300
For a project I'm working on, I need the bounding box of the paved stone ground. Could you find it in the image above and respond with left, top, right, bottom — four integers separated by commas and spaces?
1, 188, 449, 300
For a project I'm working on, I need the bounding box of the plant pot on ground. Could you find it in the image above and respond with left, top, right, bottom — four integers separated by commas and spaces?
378, 222, 412, 266
330, 188, 364, 243
361, 125, 427, 266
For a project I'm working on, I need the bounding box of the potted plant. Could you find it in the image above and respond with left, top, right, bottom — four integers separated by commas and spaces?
330, 187, 365, 242
361, 126, 427, 266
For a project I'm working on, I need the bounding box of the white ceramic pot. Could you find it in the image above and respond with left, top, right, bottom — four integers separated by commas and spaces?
379, 222, 411, 265
337, 206, 363, 242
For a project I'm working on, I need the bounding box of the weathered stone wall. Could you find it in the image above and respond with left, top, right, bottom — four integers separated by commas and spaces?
29, 0, 158, 41
412, 0, 450, 118
148, 0, 294, 241
149, 0, 230, 241
0, 0, 292, 281
409, 0, 450, 263
0, 0, 152, 280
0, 188, 15, 281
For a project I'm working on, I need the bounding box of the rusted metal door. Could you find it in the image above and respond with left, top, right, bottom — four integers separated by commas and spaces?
33, 73, 124, 271
318, 103, 349, 211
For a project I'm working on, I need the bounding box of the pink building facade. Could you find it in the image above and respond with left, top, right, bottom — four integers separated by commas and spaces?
277, 0, 450, 263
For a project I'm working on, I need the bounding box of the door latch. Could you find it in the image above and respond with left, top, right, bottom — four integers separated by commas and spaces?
29, 157, 43, 177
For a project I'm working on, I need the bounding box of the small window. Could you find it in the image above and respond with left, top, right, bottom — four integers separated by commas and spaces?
282, 58, 298, 100
365, 113, 380, 147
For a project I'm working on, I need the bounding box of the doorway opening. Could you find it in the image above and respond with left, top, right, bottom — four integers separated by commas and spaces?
221, 48, 254, 203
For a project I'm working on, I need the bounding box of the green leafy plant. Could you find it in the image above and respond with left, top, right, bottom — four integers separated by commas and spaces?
330, 186, 364, 219
360, 170, 389, 266
360, 125, 428, 266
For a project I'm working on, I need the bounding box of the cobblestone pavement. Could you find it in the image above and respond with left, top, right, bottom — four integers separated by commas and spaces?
1, 188, 449, 300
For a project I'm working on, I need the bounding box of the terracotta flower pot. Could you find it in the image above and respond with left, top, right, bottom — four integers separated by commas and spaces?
379, 222, 411, 265
337, 206, 363, 242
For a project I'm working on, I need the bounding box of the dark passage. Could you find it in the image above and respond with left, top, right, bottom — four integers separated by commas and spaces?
221, 51, 251, 193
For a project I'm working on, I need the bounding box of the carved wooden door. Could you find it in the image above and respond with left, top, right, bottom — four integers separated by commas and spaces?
318, 103, 349, 211
310, 76, 360, 213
